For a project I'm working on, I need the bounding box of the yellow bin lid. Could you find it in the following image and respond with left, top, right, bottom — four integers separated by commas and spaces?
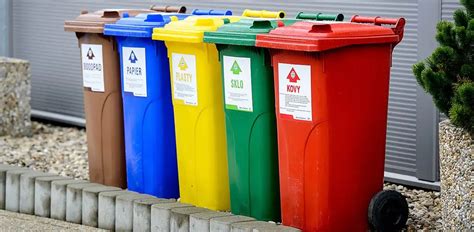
152, 16, 241, 43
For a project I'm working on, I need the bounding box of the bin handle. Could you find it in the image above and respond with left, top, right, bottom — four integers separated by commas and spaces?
170, 16, 179, 22
308, 23, 333, 33
242, 9, 285, 19
102, 10, 120, 18
194, 18, 216, 26
192, 9, 232, 16
150, 5, 187, 13
296, 12, 344, 21
350, 15, 406, 45
250, 20, 273, 29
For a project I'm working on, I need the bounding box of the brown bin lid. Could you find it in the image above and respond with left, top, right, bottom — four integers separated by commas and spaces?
64, 7, 186, 34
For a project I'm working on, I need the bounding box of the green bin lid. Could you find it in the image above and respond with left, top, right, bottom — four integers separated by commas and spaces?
203, 18, 297, 46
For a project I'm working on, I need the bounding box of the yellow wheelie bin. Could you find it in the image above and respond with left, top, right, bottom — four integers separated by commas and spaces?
152, 10, 283, 211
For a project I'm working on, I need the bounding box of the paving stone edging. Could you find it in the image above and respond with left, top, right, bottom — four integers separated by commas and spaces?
0, 164, 300, 231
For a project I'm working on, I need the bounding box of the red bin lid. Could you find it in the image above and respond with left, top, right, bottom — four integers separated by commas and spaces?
255, 16, 405, 52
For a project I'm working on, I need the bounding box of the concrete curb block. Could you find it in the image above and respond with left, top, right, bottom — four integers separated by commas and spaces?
19, 172, 58, 214
253, 225, 302, 232
51, 179, 88, 221
5, 169, 35, 212
98, 190, 134, 230
82, 185, 122, 227
231, 221, 277, 232
170, 206, 210, 231
0, 165, 24, 209
0, 164, 302, 232
133, 198, 175, 231
66, 182, 102, 224
210, 215, 256, 232
151, 202, 193, 232
34, 176, 72, 217
190, 211, 232, 231
115, 193, 155, 231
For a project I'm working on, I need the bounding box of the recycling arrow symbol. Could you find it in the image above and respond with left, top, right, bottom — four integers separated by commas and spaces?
230, 60, 242, 75
178, 56, 188, 71
129, 50, 138, 63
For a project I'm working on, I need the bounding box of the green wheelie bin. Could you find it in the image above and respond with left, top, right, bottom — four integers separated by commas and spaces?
203, 12, 343, 221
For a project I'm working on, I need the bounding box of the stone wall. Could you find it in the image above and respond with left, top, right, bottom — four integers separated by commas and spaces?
0, 57, 31, 137
439, 120, 473, 231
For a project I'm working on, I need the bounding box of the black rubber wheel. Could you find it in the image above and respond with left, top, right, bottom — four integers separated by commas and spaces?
368, 190, 409, 232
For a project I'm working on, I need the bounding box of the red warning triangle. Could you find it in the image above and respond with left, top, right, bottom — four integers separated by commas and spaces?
287, 67, 300, 83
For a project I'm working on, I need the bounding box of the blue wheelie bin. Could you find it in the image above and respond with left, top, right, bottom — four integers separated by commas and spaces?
103, 13, 189, 198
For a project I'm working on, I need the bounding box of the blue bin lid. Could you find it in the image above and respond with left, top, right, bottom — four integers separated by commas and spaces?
104, 13, 190, 37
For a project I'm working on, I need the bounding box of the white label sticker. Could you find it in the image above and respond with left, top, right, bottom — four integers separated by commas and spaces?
223, 56, 253, 112
172, 53, 197, 106
122, 47, 147, 97
278, 63, 312, 121
81, 44, 104, 92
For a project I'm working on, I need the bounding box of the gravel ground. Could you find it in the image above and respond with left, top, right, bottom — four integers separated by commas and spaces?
0, 210, 105, 231
0, 121, 442, 230
0, 122, 88, 179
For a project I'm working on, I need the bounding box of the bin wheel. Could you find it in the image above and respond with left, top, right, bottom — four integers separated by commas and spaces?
368, 190, 408, 232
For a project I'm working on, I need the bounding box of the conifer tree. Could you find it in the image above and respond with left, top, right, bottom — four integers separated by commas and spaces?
413, 0, 473, 133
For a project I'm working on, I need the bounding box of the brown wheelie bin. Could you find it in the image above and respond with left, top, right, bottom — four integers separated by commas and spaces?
64, 7, 185, 188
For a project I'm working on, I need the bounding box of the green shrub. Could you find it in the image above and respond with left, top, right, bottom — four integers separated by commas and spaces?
413, 0, 474, 133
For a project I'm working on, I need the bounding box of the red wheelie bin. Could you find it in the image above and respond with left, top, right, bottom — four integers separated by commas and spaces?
256, 16, 409, 231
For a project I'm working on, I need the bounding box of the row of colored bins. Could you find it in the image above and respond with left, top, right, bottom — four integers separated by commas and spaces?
65, 8, 407, 231
202, 13, 344, 221
153, 15, 243, 210
64, 6, 232, 195
63, 7, 285, 209
102, 9, 234, 199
